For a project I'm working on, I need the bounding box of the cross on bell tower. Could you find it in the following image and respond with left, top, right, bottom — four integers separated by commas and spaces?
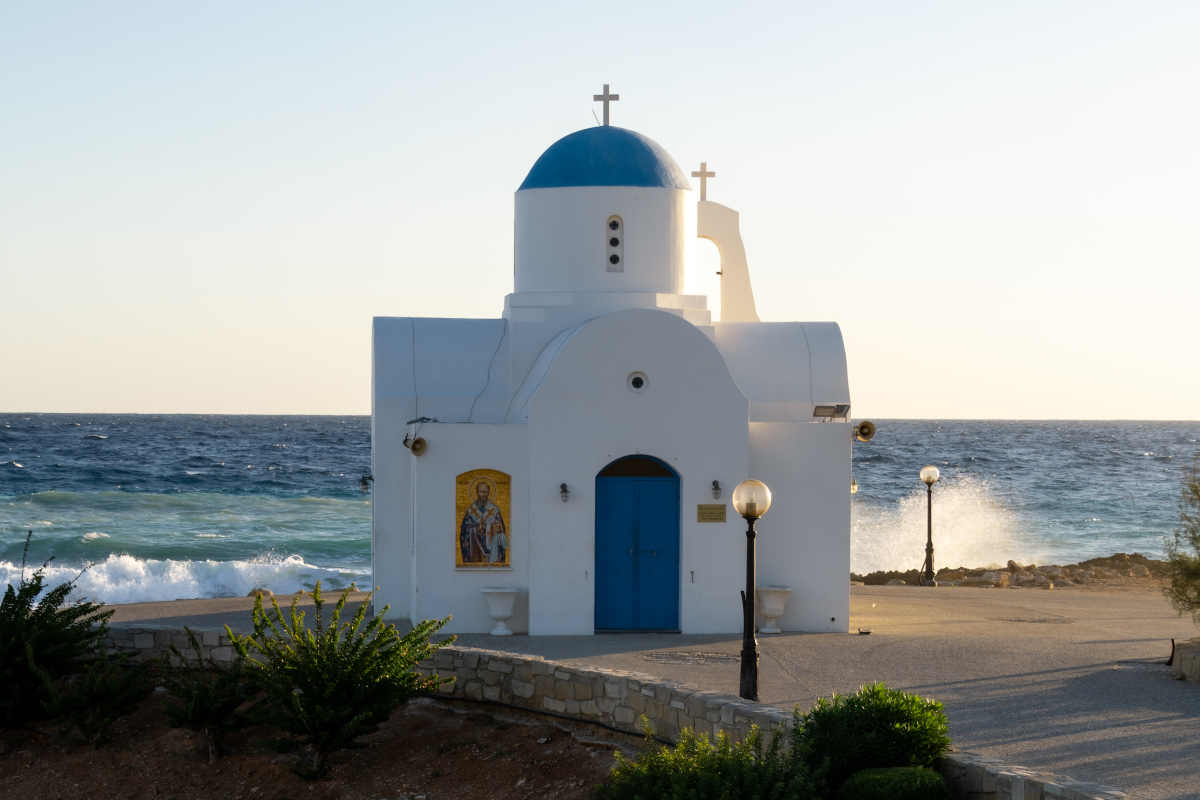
692, 162, 716, 201
593, 84, 619, 126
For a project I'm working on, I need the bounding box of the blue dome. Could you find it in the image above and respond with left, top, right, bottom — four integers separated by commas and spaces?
519, 127, 692, 191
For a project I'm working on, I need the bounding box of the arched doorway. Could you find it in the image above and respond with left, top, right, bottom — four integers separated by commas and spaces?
594, 455, 680, 632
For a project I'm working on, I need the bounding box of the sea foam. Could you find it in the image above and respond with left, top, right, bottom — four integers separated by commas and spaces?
0, 554, 368, 605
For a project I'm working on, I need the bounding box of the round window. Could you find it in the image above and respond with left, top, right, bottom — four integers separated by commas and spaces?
627, 372, 648, 393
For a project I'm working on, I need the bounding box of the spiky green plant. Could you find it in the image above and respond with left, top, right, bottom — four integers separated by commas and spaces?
1, 531, 112, 725
28, 645, 151, 747
1163, 457, 1200, 625
226, 582, 452, 776
159, 628, 257, 763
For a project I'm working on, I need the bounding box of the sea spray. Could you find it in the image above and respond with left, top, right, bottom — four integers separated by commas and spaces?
852, 475, 1028, 574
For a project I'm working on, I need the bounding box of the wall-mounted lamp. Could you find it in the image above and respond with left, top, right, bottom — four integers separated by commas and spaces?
560, 483, 570, 503
712, 480, 722, 500
813, 403, 851, 419
359, 475, 374, 494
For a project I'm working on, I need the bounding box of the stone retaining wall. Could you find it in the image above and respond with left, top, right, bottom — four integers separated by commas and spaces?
106, 625, 237, 663
419, 645, 792, 745
1172, 638, 1200, 684
105, 628, 1135, 799
940, 751, 1132, 800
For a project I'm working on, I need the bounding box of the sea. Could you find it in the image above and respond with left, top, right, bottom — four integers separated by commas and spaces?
2, 414, 1198, 605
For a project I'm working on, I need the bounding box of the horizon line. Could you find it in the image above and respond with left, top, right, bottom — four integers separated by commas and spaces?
3, 411, 1199, 424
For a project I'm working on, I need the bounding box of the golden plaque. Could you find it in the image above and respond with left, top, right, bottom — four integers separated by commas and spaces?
697, 504, 727, 523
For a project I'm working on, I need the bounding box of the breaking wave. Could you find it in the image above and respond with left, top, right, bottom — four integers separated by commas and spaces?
0, 553, 368, 605
852, 475, 1027, 574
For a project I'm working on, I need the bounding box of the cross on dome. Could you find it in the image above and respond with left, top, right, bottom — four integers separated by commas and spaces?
692, 162, 716, 201
593, 84, 619, 126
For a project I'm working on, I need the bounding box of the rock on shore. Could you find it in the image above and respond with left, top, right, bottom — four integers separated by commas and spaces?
851, 552, 1163, 589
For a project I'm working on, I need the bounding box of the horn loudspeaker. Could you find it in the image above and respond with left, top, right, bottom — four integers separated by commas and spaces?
854, 421, 876, 443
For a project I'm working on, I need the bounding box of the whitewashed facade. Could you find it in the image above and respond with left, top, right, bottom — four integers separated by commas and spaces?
372, 119, 854, 635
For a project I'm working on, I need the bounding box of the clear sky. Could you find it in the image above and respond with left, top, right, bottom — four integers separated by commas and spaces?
2, 1, 1197, 419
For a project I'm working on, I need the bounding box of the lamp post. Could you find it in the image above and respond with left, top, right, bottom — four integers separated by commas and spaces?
732, 479, 772, 701
920, 466, 940, 584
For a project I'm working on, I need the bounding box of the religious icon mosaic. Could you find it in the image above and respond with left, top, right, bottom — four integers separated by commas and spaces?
455, 469, 511, 568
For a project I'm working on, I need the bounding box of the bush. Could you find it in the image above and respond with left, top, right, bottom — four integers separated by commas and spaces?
837, 767, 949, 800
1163, 458, 1200, 624
797, 682, 951, 793
28, 646, 151, 747
227, 582, 452, 776
0, 532, 112, 726
159, 628, 257, 763
595, 716, 825, 800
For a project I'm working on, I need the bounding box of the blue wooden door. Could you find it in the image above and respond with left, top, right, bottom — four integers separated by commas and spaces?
595, 474, 680, 631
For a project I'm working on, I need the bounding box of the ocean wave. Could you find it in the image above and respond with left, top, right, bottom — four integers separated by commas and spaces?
0, 554, 369, 605
8, 489, 366, 509
82, 532, 110, 541
82, 435, 109, 440
852, 475, 1026, 573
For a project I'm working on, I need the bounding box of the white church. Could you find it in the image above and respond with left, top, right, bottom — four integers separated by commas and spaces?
371, 88, 858, 636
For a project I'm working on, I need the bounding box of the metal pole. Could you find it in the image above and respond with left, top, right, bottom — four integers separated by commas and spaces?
924, 484, 935, 584
739, 516, 759, 700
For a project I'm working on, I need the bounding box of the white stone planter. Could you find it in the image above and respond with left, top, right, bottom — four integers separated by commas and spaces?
481, 588, 519, 636
756, 585, 792, 634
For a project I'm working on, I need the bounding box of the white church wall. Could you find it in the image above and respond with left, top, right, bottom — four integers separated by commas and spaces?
750, 421, 851, 633
697, 200, 759, 323
372, 316, 517, 625
515, 186, 692, 295
408, 423, 530, 635
371, 395, 415, 621
715, 322, 850, 421
371, 319, 420, 621
502, 292, 711, 407
372, 317, 511, 426
526, 308, 750, 635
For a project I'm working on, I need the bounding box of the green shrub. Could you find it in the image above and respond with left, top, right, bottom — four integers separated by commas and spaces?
226, 582, 452, 776
595, 716, 824, 800
28, 646, 151, 747
1163, 458, 1200, 624
159, 628, 257, 763
797, 682, 951, 793
0, 532, 112, 726
836, 767, 949, 800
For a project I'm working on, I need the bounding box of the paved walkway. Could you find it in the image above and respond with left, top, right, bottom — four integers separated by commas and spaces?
108, 585, 1200, 800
